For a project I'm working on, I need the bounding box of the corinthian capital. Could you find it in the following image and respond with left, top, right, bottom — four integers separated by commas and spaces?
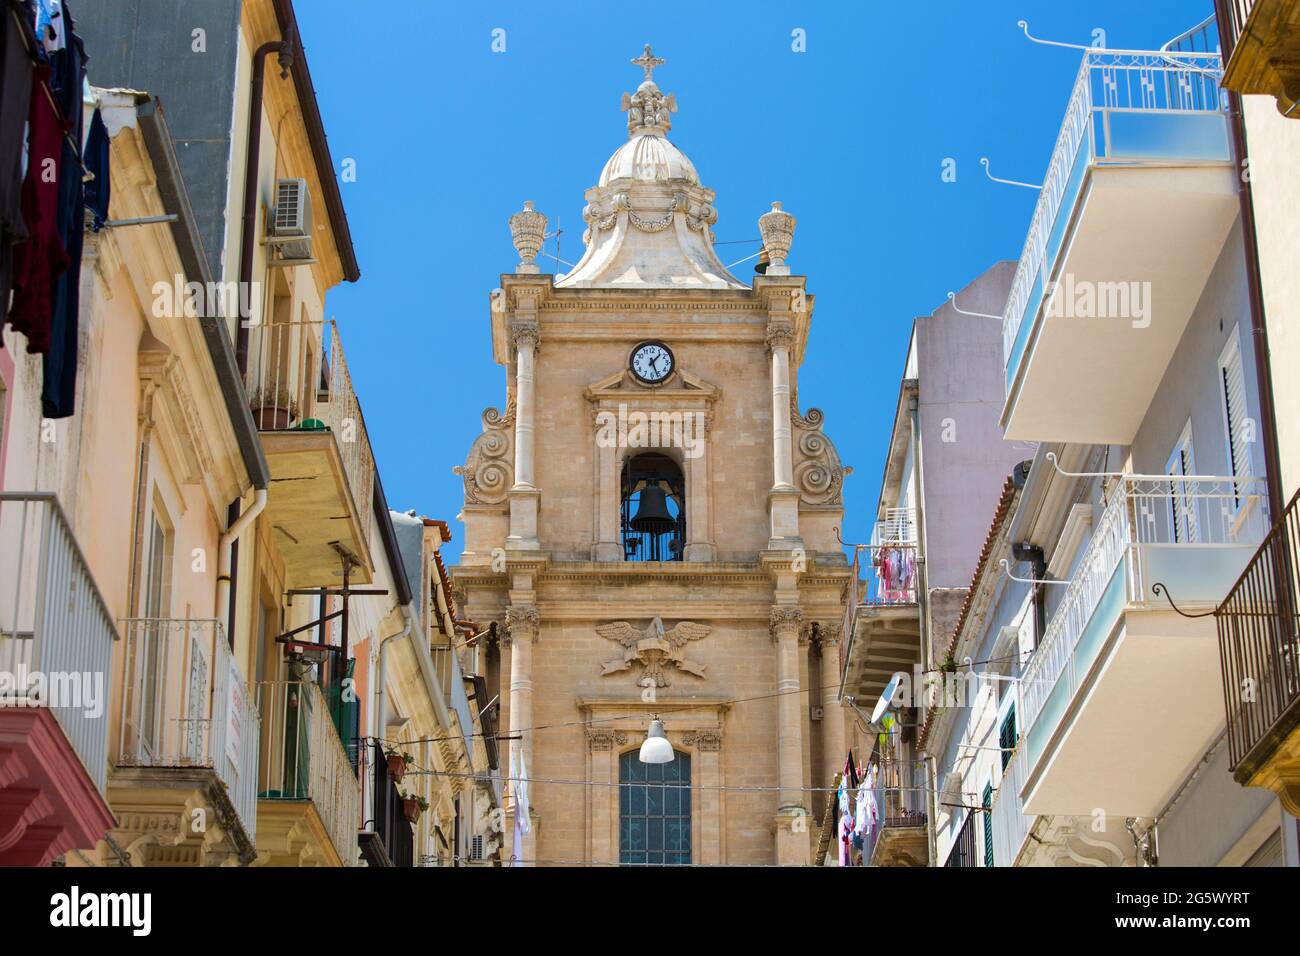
502, 605, 540, 646
510, 319, 539, 353
765, 324, 795, 353
769, 606, 803, 641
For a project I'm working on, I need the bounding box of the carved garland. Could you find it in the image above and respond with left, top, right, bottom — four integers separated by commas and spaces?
453, 402, 515, 505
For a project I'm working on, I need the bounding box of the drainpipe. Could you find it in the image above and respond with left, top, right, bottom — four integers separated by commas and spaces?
374, 603, 417, 742
217, 488, 267, 640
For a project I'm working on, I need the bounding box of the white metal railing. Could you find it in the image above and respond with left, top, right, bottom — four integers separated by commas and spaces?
244, 319, 374, 545
1001, 49, 1227, 377
873, 507, 917, 546
116, 619, 260, 844
992, 741, 1032, 867
256, 680, 360, 865
1020, 474, 1267, 739
0, 493, 117, 793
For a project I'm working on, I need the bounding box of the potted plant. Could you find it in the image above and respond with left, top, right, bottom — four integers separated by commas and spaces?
385, 748, 411, 784
400, 791, 428, 824
248, 385, 298, 430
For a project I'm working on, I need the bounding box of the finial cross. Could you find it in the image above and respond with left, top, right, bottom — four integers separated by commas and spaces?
631, 44, 664, 82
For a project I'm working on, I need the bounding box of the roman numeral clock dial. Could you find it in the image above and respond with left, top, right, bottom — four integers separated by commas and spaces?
630, 341, 675, 384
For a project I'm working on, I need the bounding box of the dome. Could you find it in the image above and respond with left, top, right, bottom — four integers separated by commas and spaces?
598, 132, 700, 187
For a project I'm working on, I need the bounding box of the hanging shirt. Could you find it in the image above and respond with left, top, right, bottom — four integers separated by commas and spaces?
6, 64, 68, 354
34, 0, 65, 54
0, 6, 33, 313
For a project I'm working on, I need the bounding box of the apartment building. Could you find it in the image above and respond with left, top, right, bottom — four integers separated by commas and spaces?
925, 24, 1299, 867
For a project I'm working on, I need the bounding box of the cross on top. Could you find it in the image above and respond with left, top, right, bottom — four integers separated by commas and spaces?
631, 44, 664, 82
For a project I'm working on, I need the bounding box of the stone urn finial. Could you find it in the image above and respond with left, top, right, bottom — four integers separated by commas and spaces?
758, 201, 795, 276
509, 200, 547, 274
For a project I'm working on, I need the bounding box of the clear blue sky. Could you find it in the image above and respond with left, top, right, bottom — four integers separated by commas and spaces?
295, 0, 1214, 561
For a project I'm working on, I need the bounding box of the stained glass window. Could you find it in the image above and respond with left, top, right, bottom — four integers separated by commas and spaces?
619, 749, 691, 866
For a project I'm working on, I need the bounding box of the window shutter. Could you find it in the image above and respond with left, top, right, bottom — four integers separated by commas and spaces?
1219, 331, 1252, 488
982, 784, 994, 867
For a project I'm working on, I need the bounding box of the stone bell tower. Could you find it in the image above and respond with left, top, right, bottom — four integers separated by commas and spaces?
451, 46, 851, 866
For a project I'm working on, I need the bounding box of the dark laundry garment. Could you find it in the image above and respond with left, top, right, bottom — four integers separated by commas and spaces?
7, 63, 69, 354
42, 13, 84, 419
83, 108, 109, 231
0, 6, 34, 314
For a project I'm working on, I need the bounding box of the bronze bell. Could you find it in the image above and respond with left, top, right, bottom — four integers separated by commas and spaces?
754, 246, 770, 275
630, 484, 675, 534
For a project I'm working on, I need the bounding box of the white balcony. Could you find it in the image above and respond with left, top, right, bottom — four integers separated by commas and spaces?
113, 619, 260, 860
245, 320, 375, 587
1001, 50, 1238, 444
0, 493, 117, 864
1018, 474, 1267, 817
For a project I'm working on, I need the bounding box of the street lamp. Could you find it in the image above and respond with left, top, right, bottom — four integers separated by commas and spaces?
639, 716, 673, 764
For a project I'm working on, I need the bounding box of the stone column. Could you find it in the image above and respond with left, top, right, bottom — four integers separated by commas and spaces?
682, 411, 715, 562
592, 412, 621, 561
504, 605, 539, 863
817, 623, 846, 787
766, 325, 802, 549
507, 321, 541, 549
770, 606, 810, 865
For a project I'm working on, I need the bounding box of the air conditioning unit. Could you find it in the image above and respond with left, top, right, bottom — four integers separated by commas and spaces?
270, 178, 314, 260
469, 834, 485, 862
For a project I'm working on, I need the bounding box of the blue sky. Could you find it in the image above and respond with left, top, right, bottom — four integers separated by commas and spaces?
295, 0, 1215, 561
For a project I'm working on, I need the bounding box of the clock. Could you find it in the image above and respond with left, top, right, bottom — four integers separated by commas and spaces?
629, 341, 675, 384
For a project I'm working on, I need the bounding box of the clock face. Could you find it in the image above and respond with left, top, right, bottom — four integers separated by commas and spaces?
630, 341, 675, 384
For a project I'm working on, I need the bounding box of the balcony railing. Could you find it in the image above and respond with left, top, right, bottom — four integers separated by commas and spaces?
1218, 1, 1256, 57
1217, 488, 1300, 776
0, 493, 118, 793
361, 739, 414, 867
944, 809, 980, 868
116, 619, 260, 843
840, 540, 921, 681
991, 739, 1032, 867
1001, 49, 1227, 389
1020, 474, 1267, 763
256, 680, 360, 865
861, 758, 928, 865
244, 319, 375, 545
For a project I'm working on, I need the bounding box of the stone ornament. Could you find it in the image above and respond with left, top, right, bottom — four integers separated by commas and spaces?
769, 606, 804, 640
508, 201, 547, 274
791, 393, 849, 507
504, 605, 540, 646
758, 201, 795, 276
621, 45, 676, 136
596, 616, 711, 687
453, 402, 515, 505
587, 730, 630, 752
683, 730, 722, 752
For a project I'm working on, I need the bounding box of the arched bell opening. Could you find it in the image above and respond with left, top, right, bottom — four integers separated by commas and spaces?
620, 452, 685, 562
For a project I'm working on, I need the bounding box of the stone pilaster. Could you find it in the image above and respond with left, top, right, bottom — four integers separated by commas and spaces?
504, 604, 539, 864
766, 324, 802, 551
507, 319, 541, 550
769, 605, 809, 865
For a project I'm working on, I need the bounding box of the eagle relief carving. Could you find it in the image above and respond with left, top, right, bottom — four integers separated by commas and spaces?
595, 617, 711, 688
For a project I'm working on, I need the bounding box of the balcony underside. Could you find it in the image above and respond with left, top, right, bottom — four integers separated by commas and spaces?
841, 606, 921, 700
253, 799, 343, 867
1235, 700, 1300, 817
869, 823, 929, 867
107, 766, 255, 866
260, 430, 373, 587
1223, 0, 1300, 106
0, 708, 115, 866
1022, 607, 1224, 818
1003, 163, 1238, 444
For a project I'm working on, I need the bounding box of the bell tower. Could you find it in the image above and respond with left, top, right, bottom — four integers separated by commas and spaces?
452, 46, 852, 866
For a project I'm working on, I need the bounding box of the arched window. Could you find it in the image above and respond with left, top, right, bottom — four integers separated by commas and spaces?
619, 749, 691, 865
621, 452, 685, 561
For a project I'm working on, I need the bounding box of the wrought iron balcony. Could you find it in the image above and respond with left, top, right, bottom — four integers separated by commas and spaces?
359, 740, 414, 867
1217, 488, 1300, 803
944, 809, 980, 868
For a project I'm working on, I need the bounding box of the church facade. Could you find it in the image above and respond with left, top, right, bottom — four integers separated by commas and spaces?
451, 47, 852, 866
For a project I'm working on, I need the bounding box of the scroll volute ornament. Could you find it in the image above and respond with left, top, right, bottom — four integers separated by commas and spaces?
509, 201, 547, 274
758, 201, 795, 275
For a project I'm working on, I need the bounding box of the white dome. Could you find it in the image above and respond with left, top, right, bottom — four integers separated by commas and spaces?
598, 133, 699, 187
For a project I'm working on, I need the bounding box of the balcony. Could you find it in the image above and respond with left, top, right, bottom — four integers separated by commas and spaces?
254, 680, 360, 866
358, 740, 414, 867
1018, 474, 1267, 817
1217, 488, 1300, 816
1220, 0, 1300, 110
861, 758, 929, 867
840, 513, 921, 701
109, 619, 260, 865
944, 809, 981, 868
245, 320, 375, 587
991, 741, 1033, 867
0, 493, 117, 866
1001, 49, 1238, 444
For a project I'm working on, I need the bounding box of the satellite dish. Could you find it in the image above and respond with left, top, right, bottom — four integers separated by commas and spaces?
871, 672, 905, 725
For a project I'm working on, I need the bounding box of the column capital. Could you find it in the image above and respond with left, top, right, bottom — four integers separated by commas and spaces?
765, 323, 795, 354
502, 605, 540, 646
814, 621, 843, 648
510, 318, 539, 353
769, 605, 803, 641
